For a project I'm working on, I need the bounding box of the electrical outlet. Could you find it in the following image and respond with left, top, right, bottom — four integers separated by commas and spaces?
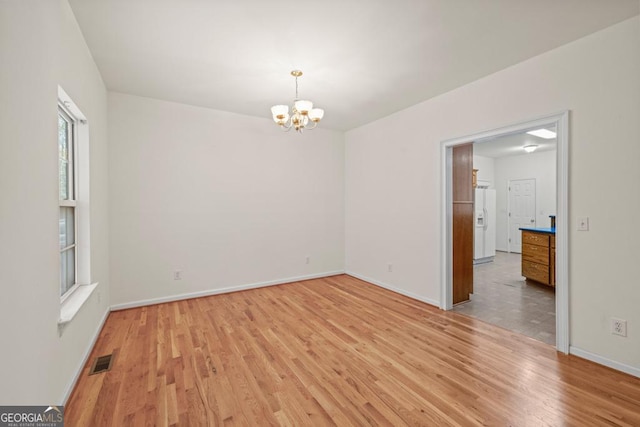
387, 263, 393, 272
612, 318, 627, 337
173, 270, 182, 281
305, 256, 310, 265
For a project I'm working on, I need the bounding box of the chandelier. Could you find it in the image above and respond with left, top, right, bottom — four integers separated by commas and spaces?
271, 70, 324, 133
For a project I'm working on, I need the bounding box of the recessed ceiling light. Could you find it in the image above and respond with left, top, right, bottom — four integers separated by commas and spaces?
526, 128, 556, 139
523, 144, 538, 153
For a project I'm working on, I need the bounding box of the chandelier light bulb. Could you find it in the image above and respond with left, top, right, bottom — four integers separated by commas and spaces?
294, 100, 313, 115
309, 108, 324, 122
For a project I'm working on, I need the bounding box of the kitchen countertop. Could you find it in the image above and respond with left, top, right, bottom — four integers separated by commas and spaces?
519, 227, 556, 234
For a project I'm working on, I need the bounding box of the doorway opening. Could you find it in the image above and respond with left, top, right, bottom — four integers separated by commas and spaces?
454, 131, 555, 345
440, 112, 569, 353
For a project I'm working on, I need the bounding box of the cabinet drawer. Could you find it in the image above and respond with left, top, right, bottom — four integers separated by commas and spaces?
522, 243, 549, 265
522, 231, 550, 247
522, 260, 549, 284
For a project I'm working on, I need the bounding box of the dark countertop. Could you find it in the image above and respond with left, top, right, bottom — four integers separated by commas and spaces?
519, 227, 556, 235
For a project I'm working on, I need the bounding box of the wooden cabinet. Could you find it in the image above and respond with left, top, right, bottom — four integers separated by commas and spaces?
452, 143, 474, 304
521, 230, 555, 287
550, 235, 556, 287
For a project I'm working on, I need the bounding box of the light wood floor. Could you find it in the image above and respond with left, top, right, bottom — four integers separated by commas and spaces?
66, 275, 640, 426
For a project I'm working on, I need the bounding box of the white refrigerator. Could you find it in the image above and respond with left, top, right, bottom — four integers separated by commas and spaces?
474, 188, 496, 264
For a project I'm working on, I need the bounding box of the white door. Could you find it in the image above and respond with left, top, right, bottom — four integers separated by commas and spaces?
508, 179, 536, 253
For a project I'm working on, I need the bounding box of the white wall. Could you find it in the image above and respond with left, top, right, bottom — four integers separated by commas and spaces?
108, 93, 345, 307
494, 150, 557, 251
473, 155, 495, 187
345, 17, 640, 370
0, 1, 110, 404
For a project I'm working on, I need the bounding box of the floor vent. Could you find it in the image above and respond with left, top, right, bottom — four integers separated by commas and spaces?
89, 354, 114, 375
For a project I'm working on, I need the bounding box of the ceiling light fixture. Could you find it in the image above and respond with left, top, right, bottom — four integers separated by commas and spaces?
523, 144, 538, 153
271, 70, 324, 133
526, 128, 556, 139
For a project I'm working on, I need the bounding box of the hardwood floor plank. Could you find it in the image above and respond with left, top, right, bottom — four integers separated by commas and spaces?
66, 275, 640, 426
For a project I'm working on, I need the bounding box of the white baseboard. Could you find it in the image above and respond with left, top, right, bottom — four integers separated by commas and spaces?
61, 307, 110, 405
570, 346, 640, 378
345, 271, 440, 307
110, 270, 346, 311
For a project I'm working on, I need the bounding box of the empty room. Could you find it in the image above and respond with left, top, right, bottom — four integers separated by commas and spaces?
1, 1, 639, 425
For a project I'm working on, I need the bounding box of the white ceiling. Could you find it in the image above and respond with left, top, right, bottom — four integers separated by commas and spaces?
473, 128, 557, 158
68, 0, 639, 131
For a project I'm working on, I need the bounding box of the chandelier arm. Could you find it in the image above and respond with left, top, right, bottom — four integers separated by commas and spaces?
305, 121, 319, 130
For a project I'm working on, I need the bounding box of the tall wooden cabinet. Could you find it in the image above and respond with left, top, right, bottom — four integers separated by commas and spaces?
452, 143, 474, 304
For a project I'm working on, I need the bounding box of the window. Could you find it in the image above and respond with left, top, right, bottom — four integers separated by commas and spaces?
57, 86, 97, 327
59, 105, 78, 299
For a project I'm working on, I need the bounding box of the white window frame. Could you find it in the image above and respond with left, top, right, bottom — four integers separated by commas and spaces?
59, 104, 79, 302
57, 87, 97, 330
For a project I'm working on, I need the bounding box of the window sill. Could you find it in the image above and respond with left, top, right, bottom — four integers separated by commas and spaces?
58, 283, 98, 327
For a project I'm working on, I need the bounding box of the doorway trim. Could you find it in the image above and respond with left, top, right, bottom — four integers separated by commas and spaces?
440, 111, 569, 353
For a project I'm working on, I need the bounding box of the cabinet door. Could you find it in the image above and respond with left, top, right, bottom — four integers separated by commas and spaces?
453, 203, 474, 304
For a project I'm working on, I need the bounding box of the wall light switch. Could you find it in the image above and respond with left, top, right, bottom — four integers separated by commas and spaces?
577, 217, 589, 231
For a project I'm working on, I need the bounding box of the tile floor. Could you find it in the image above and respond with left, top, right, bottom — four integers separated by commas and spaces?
452, 251, 556, 346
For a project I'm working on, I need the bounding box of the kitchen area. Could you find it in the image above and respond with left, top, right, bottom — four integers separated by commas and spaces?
452, 128, 557, 345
